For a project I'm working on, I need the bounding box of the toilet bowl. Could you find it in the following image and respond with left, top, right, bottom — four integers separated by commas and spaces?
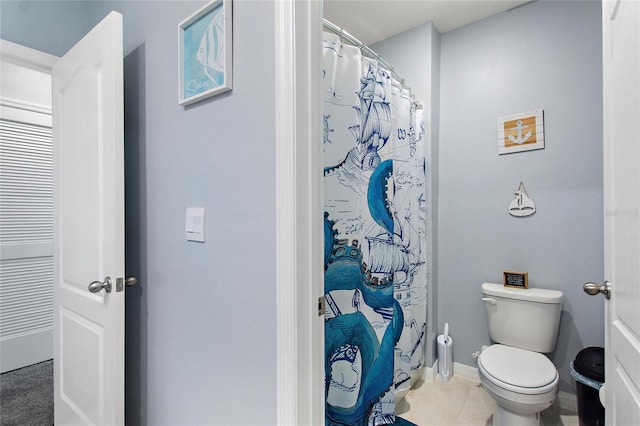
478, 344, 558, 425
479, 283, 563, 426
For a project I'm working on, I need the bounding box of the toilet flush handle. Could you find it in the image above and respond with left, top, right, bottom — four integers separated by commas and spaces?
482, 297, 496, 305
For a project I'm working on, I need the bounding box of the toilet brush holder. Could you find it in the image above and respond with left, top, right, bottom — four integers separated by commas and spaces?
437, 324, 453, 382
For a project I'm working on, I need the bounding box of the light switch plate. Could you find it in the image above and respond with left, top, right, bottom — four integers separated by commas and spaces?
185, 207, 205, 242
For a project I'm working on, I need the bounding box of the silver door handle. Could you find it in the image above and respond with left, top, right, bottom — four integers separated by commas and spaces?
89, 277, 112, 293
583, 281, 611, 300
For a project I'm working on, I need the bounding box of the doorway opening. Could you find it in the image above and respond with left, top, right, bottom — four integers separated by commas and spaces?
0, 39, 57, 423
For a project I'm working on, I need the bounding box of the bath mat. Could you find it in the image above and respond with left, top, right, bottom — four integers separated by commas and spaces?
394, 417, 418, 426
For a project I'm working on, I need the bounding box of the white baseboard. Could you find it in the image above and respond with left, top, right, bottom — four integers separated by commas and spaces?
452, 362, 481, 383
423, 360, 577, 412
421, 359, 438, 382
421, 360, 480, 383
556, 390, 577, 412
0, 329, 53, 373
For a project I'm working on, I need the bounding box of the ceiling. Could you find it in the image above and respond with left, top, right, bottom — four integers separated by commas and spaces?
323, 0, 532, 45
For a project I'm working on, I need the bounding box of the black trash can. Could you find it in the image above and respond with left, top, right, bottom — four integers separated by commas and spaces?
570, 346, 605, 426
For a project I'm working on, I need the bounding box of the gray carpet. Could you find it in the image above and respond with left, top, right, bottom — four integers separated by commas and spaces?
0, 360, 53, 426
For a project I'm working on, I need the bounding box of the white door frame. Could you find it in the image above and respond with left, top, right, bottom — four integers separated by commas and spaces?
274, 1, 324, 424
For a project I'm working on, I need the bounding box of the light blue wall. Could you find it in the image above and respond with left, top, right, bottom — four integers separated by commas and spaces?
90, 2, 277, 424
439, 0, 603, 394
373, 0, 604, 395
1, 1, 278, 424
0, 0, 91, 56
372, 22, 441, 367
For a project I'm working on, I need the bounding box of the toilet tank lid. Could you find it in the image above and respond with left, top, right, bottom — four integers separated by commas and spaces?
482, 283, 563, 303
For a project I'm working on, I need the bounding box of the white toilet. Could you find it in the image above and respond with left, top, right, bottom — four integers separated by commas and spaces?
478, 282, 563, 426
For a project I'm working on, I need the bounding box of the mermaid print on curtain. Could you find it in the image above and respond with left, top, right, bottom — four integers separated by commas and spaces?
322, 31, 427, 425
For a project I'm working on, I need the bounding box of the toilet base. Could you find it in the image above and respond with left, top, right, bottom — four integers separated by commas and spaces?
493, 404, 541, 426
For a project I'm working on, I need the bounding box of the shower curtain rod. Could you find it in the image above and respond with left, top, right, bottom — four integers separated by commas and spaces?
322, 18, 423, 109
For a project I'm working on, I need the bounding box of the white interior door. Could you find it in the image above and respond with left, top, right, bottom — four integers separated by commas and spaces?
52, 11, 124, 426
602, 0, 640, 423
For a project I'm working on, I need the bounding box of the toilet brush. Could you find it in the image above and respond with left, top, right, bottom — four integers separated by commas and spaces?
437, 323, 453, 382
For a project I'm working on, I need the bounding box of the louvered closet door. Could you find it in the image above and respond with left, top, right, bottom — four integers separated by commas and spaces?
0, 105, 54, 373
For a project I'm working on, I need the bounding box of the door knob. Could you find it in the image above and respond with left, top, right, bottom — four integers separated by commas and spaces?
125, 276, 137, 286
583, 281, 611, 300
88, 277, 112, 293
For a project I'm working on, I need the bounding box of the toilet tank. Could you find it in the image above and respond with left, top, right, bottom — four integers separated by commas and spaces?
482, 282, 563, 353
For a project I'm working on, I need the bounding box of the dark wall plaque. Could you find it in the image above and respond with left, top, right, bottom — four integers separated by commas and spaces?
503, 270, 529, 289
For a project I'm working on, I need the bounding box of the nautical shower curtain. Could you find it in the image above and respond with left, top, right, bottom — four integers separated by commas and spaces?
323, 32, 427, 425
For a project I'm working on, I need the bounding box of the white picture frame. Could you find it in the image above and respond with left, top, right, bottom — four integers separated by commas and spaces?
178, 0, 232, 106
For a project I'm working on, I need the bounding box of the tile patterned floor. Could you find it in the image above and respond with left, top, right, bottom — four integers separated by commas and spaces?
397, 376, 579, 426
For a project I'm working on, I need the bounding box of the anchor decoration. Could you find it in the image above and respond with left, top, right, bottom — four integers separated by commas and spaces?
508, 120, 532, 145
508, 182, 536, 217
498, 109, 544, 155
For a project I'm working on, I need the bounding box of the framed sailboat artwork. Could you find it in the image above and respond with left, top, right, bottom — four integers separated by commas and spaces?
179, 0, 232, 106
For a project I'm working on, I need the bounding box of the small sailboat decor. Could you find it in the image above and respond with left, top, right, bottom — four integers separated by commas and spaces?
509, 182, 536, 217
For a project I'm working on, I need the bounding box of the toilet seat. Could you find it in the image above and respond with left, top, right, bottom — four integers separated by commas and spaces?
478, 344, 559, 395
